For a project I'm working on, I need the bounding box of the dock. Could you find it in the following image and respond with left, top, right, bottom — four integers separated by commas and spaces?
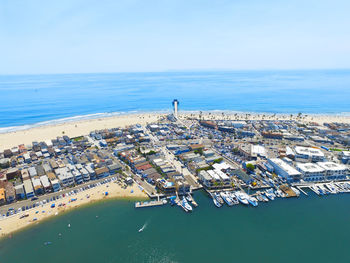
297, 186, 308, 196
135, 200, 166, 208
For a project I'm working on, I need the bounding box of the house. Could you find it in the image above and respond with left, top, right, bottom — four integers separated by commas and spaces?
0, 188, 6, 205
15, 184, 25, 199
23, 180, 35, 198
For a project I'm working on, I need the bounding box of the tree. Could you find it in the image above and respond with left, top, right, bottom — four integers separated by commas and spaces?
246, 163, 255, 172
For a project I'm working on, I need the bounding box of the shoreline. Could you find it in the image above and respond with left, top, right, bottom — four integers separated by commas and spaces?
0, 180, 148, 239
1, 111, 350, 151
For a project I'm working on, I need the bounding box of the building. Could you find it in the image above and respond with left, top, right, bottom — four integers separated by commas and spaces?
0, 188, 6, 205
23, 180, 35, 198
316, 162, 349, 180
15, 184, 25, 199
340, 151, 350, 164
172, 99, 179, 118
40, 175, 52, 192
267, 158, 302, 182
296, 163, 326, 182
294, 146, 325, 162
198, 170, 214, 188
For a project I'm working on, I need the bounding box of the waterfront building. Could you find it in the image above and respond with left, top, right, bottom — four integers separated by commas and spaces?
267, 158, 302, 182
23, 180, 34, 198
294, 146, 325, 162
316, 162, 349, 180
51, 179, 61, 192
0, 188, 5, 205
40, 175, 52, 192
15, 184, 25, 199
32, 178, 43, 195
198, 170, 214, 188
296, 163, 326, 182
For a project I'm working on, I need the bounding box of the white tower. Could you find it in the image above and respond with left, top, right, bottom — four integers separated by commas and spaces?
172, 99, 179, 118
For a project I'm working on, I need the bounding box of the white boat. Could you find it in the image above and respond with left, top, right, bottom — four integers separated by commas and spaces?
220, 192, 234, 206
186, 194, 193, 203
265, 189, 275, 200
234, 192, 249, 205
247, 196, 258, 207
290, 187, 300, 196
228, 192, 239, 205
213, 197, 222, 208
138, 223, 147, 233
182, 197, 193, 212
214, 192, 224, 204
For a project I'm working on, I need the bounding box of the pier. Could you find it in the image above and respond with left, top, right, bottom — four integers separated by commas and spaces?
135, 200, 166, 208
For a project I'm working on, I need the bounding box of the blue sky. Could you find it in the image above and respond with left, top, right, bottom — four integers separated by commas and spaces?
0, 0, 349, 74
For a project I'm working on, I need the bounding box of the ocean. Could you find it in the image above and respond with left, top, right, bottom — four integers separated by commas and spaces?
1, 191, 350, 263
0, 70, 350, 131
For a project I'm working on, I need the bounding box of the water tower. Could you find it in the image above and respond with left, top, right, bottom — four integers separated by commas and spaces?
172, 99, 179, 118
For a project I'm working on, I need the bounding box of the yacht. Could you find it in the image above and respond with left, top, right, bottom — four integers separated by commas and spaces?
214, 192, 224, 204
182, 197, 193, 212
213, 196, 222, 208
220, 192, 234, 206
265, 189, 275, 200
228, 192, 239, 205
186, 193, 193, 203
234, 191, 249, 205
247, 196, 258, 207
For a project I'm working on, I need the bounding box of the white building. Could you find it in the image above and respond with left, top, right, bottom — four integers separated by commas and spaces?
296, 162, 325, 182
198, 170, 214, 188
50, 179, 61, 192
267, 158, 301, 182
40, 175, 52, 192
23, 180, 35, 198
340, 151, 350, 164
316, 162, 349, 180
294, 146, 325, 162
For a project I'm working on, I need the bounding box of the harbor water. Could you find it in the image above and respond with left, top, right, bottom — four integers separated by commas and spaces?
1, 191, 350, 263
1, 70, 350, 129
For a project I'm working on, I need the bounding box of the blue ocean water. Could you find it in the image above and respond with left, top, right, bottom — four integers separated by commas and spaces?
0, 70, 349, 129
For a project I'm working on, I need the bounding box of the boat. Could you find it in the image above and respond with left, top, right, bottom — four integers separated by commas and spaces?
186, 194, 193, 203
44, 241, 52, 246
265, 189, 275, 200
228, 192, 239, 205
214, 192, 224, 204
68, 223, 71, 228
247, 196, 258, 207
234, 192, 249, 205
290, 187, 300, 196
220, 192, 234, 206
212, 197, 222, 208
182, 197, 193, 212
138, 223, 147, 233
255, 194, 264, 202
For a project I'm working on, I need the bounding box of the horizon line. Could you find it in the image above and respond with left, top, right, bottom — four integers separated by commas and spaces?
1, 67, 350, 77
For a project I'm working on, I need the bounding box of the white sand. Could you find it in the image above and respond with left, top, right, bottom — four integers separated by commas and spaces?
0, 113, 164, 151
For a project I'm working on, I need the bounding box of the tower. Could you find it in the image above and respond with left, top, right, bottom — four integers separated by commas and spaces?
172, 99, 179, 118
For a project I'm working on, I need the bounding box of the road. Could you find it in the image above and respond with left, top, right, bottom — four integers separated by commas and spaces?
0, 176, 117, 215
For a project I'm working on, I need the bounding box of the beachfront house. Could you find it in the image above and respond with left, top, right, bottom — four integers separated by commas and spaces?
23, 180, 35, 198
15, 184, 25, 200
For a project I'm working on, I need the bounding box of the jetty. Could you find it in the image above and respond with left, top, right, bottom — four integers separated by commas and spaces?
135, 199, 166, 208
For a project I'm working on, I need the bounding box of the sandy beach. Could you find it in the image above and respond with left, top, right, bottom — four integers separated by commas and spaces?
0, 113, 163, 151
0, 180, 148, 238
1, 111, 349, 151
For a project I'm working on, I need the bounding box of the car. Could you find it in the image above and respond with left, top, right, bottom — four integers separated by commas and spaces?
31, 197, 38, 201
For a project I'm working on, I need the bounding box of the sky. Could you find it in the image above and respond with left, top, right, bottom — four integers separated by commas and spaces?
0, 0, 349, 74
